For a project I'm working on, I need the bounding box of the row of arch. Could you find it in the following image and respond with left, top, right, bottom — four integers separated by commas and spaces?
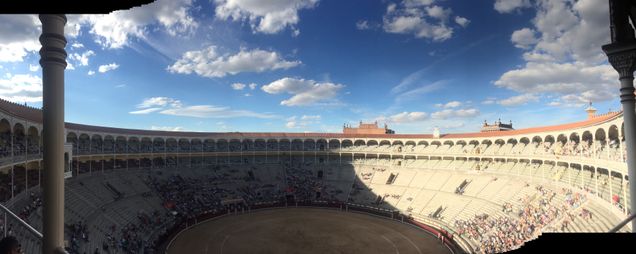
55, 126, 623, 154
0, 116, 626, 160
0, 119, 41, 156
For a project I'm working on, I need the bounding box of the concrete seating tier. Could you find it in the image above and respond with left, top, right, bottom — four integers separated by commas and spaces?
1, 157, 630, 254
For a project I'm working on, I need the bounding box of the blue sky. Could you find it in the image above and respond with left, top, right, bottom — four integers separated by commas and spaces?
0, 0, 621, 133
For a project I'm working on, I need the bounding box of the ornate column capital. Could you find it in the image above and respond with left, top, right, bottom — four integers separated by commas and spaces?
603, 42, 636, 79
604, 42, 636, 104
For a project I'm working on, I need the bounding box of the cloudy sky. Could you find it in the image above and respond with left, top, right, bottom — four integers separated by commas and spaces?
0, 0, 621, 133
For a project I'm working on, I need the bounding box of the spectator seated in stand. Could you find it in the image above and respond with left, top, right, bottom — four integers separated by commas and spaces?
0, 236, 21, 254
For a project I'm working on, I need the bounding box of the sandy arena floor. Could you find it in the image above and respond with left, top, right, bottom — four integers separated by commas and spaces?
166, 208, 451, 254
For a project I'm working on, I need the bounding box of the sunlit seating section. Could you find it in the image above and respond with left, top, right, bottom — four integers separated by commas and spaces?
482, 142, 502, 155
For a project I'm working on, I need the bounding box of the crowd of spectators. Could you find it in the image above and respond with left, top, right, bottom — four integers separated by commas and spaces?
535, 140, 625, 161
66, 221, 88, 253
17, 192, 41, 221
453, 185, 588, 253
284, 163, 323, 201
501, 202, 513, 214
0, 152, 626, 253
401, 138, 629, 164
100, 223, 146, 253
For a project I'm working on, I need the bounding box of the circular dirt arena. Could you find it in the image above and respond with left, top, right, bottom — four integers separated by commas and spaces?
166, 208, 452, 254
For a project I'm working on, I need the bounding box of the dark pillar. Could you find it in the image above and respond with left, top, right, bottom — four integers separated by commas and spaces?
39, 14, 67, 253
604, 43, 636, 231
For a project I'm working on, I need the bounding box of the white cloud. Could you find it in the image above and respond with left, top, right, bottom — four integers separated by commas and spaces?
442, 100, 461, 108
481, 97, 496, 105
0, 2, 197, 61
430, 109, 453, 119
300, 115, 320, 121
431, 108, 479, 119
262, 78, 312, 94
130, 96, 277, 118
503, 0, 609, 64
69, 50, 95, 66
494, 0, 531, 13
87, 70, 95, 76
214, 0, 319, 34
561, 90, 614, 105
232, 82, 258, 91
387, 3, 397, 13
231, 83, 246, 90
0, 74, 42, 103
65, 16, 83, 38
441, 122, 465, 129
130, 108, 164, 114
356, 20, 370, 30
497, 94, 539, 106
534, 0, 608, 63
495, 0, 617, 105
285, 118, 297, 128
216, 121, 230, 131
546, 90, 612, 108
403, 0, 435, 7
261, 77, 344, 106
28, 64, 40, 72
495, 62, 617, 97
98, 63, 119, 73
161, 105, 277, 118
137, 97, 183, 109
426, 5, 450, 20
454, 108, 480, 117
511, 28, 537, 49
286, 115, 321, 129
521, 52, 555, 62
168, 46, 300, 78
0, 15, 40, 62
454, 16, 470, 27
388, 111, 428, 123
151, 126, 185, 131
382, 1, 465, 41
73, 0, 198, 49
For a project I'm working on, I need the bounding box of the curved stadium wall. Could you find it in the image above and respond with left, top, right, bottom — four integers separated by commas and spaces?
0, 98, 631, 253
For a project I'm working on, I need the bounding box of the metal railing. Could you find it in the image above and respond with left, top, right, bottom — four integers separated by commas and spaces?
609, 212, 636, 233
0, 203, 42, 239
0, 203, 69, 254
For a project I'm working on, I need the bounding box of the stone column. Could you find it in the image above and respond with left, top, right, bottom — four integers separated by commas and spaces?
603, 42, 636, 231
39, 14, 67, 253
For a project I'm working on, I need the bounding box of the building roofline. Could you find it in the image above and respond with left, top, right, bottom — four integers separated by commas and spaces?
0, 99, 623, 139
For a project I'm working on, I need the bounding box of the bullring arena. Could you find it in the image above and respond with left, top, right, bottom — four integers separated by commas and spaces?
0, 98, 632, 254
166, 208, 450, 254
